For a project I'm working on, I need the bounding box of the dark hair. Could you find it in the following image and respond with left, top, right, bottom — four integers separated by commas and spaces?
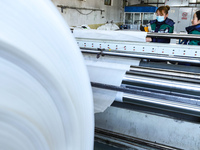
195, 10, 200, 20
156, 5, 170, 15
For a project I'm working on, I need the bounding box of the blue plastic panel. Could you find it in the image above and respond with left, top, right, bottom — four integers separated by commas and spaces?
125, 6, 157, 13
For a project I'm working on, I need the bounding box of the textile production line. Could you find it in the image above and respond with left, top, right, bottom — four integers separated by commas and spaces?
75, 31, 200, 150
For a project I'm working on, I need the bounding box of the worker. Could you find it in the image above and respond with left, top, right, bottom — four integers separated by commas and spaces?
178, 11, 200, 66
184, 10, 200, 45
146, 5, 175, 43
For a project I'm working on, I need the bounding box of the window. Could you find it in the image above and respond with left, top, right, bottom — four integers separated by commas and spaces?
104, 0, 112, 6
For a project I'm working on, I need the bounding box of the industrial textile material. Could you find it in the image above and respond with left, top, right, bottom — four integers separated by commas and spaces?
0, 0, 94, 150
73, 30, 147, 42
87, 61, 129, 113
84, 54, 140, 113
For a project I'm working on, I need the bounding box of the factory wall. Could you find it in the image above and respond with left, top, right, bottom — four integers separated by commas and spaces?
128, 0, 200, 7
128, 0, 142, 6
51, 0, 124, 28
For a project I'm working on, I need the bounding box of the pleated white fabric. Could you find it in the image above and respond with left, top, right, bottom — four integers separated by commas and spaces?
0, 0, 94, 150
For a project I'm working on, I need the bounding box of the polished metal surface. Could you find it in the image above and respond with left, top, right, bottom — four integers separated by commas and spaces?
92, 81, 200, 105
123, 74, 200, 96
95, 127, 181, 150
147, 32, 200, 40
123, 93, 200, 117
90, 62, 200, 117
129, 66, 200, 81
85, 50, 200, 120
95, 106, 200, 149
81, 49, 200, 64
127, 70, 200, 84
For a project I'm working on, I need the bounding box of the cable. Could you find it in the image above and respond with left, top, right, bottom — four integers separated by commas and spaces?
76, 9, 94, 15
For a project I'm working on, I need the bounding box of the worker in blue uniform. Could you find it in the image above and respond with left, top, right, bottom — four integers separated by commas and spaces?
146, 5, 175, 43
183, 10, 200, 45
179, 11, 200, 66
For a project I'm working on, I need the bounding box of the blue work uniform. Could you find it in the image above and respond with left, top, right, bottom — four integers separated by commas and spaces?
150, 18, 175, 43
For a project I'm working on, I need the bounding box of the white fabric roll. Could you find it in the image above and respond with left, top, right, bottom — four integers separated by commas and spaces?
0, 0, 94, 150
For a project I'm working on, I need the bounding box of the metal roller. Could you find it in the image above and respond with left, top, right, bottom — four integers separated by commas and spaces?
92, 82, 200, 105
123, 93, 200, 117
147, 32, 200, 40
123, 74, 200, 97
129, 66, 200, 81
128, 66, 200, 84
90, 64, 200, 116
81, 49, 200, 64
126, 71, 200, 84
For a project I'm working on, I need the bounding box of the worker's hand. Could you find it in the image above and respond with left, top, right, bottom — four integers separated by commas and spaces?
146, 37, 152, 42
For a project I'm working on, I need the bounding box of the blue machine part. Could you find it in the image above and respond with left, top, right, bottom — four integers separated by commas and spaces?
125, 6, 157, 13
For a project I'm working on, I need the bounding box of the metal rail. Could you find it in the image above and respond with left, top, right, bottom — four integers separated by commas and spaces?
95, 127, 182, 150
57, 5, 104, 13
81, 49, 200, 64
123, 74, 200, 96
127, 71, 200, 84
91, 65, 200, 117
123, 93, 200, 118
92, 82, 200, 117
129, 66, 200, 81
147, 32, 200, 40
91, 81, 200, 101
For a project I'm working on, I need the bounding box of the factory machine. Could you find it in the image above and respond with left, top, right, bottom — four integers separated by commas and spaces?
76, 32, 200, 150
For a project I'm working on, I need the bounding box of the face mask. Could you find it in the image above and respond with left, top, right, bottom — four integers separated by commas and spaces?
156, 16, 165, 22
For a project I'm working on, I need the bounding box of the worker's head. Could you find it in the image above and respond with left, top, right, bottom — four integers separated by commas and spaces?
192, 10, 200, 25
156, 5, 170, 22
